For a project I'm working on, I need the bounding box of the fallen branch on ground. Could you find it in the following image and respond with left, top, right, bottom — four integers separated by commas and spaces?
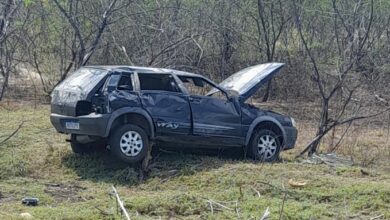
297, 107, 390, 157
0, 121, 25, 146
251, 187, 261, 198
279, 184, 288, 220
260, 207, 270, 220
111, 185, 130, 220
205, 199, 233, 211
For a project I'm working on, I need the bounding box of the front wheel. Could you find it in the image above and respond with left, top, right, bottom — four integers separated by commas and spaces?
248, 129, 281, 162
109, 124, 149, 164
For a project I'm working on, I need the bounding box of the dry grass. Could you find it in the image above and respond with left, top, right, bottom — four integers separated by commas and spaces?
252, 100, 390, 168
285, 117, 390, 169
0, 102, 389, 219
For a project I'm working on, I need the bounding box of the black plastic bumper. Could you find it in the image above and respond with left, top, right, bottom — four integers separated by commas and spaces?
283, 126, 298, 150
50, 113, 110, 137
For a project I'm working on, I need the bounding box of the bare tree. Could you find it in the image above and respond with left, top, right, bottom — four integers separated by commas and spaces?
0, 0, 23, 101
293, 0, 389, 156
256, 0, 287, 102
235, 0, 287, 101
47, 0, 121, 88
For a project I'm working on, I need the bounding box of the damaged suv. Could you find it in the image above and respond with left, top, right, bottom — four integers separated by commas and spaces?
50, 63, 297, 163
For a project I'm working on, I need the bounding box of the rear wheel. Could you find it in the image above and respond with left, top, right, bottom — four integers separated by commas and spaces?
248, 129, 281, 162
109, 124, 149, 164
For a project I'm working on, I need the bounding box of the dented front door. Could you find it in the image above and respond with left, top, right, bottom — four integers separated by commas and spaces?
189, 95, 243, 146
140, 91, 191, 136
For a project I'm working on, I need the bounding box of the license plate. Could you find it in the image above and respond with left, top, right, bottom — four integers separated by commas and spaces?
65, 121, 80, 130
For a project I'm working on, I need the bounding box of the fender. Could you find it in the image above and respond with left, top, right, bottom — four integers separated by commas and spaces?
103, 107, 155, 138
245, 116, 286, 146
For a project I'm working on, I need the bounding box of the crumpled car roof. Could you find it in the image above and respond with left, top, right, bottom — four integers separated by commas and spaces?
85, 65, 201, 77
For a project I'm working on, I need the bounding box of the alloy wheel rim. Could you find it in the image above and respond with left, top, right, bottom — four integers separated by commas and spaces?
119, 131, 143, 157
257, 134, 277, 159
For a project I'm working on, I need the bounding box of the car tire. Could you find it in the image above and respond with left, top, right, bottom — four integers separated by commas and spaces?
109, 124, 149, 164
248, 129, 281, 162
70, 134, 94, 154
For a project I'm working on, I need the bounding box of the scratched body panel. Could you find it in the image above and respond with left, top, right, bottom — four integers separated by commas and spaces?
50, 64, 298, 157
140, 91, 191, 135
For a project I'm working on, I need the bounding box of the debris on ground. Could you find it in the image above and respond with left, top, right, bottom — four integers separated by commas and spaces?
44, 183, 86, 203
21, 198, 39, 206
260, 207, 270, 220
288, 179, 307, 187
20, 212, 33, 219
301, 153, 354, 167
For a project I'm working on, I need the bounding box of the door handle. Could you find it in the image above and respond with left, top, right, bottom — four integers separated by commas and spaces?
175, 106, 184, 112
189, 97, 201, 104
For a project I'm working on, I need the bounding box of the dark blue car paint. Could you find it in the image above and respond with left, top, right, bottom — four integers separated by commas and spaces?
50, 65, 297, 150
103, 107, 155, 138
140, 91, 192, 136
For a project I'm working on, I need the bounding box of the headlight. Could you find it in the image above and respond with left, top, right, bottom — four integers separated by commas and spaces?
290, 117, 296, 127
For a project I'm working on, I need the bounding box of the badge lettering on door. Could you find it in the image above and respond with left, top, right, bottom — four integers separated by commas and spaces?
157, 121, 179, 129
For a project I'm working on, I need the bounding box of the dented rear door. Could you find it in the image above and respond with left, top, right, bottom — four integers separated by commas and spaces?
137, 73, 192, 136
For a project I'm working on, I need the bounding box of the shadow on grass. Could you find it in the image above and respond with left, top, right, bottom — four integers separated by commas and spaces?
61, 146, 246, 186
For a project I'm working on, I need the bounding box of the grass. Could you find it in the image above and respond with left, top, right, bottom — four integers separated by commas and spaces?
0, 103, 389, 219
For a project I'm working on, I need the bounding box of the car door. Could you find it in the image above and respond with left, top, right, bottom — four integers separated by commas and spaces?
179, 76, 243, 146
104, 71, 141, 111
137, 73, 191, 136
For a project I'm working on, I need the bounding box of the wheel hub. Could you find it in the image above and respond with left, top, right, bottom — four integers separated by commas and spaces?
257, 134, 277, 159
119, 131, 143, 157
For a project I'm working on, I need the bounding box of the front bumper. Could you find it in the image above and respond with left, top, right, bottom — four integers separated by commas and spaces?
50, 113, 110, 137
283, 126, 298, 150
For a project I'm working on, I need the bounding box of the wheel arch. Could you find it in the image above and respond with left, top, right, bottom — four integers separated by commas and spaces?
104, 107, 155, 138
245, 116, 286, 146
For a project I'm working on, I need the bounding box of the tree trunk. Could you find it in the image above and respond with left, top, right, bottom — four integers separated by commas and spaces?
0, 72, 9, 101
262, 79, 272, 102
308, 100, 329, 155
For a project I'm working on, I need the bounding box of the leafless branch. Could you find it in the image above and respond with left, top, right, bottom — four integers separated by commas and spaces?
111, 185, 130, 220
298, 107, 390, 157
0, 121, 24, 146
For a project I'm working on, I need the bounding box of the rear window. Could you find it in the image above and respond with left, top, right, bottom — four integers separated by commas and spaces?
138, 73, 180, 92
105, 73, 134, 92
59, 68, 107, 93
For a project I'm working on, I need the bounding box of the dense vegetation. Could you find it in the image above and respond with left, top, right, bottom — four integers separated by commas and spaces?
1, 0, 389, 97
0, 1, 389, 218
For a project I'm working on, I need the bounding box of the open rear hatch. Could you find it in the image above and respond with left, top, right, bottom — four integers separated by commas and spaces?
216, 63, 285, 101
51, 67, 109, 116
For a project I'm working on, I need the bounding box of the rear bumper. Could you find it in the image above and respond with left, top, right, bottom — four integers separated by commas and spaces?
50, 113, 110, 137
283, 126, 298, 150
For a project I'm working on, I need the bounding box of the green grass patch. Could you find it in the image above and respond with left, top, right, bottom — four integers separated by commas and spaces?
0, 105, 389, 219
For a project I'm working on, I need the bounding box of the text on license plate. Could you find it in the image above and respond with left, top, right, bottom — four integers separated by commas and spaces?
65, 121, 80, 130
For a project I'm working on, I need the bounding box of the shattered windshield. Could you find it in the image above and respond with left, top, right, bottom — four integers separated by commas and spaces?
57, 68, 108, 93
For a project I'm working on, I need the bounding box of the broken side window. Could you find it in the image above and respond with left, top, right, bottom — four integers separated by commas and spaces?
117, 74, 133, 91
104, 72, 134, 92
104, 74, 121, 93
178, 76, 228, 100
138, 73, 180, 92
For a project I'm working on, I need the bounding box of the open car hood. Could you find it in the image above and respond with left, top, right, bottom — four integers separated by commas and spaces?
217, 63, 285, 101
